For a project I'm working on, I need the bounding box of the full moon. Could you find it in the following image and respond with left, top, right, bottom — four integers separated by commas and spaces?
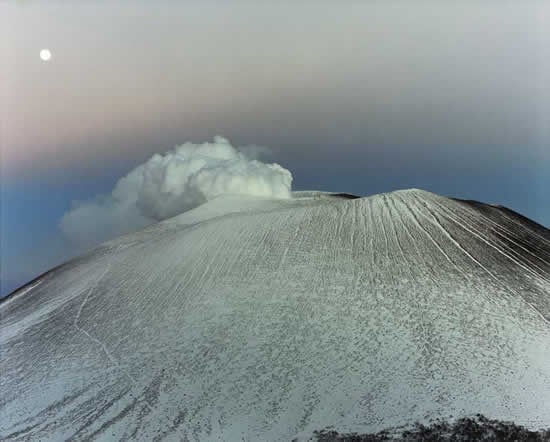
40, 49, 52, 61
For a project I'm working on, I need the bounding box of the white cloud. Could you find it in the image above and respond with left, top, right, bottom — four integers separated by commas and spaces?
60, 137, 292, 247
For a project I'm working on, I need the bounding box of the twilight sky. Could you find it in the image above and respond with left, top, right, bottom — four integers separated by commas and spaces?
1, 1, 549, 296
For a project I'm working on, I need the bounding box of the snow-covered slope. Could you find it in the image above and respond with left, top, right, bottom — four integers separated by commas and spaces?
1, 189, 549, 441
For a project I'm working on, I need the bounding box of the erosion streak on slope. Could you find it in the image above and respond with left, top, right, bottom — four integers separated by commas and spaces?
379, 199, 391, 266
456, 203, 550, 263
383, 196, 408, 266
1, 281, 42, 308
395, 195, 467, 279
349, 196, 357, 254
385, 194, 528, 333
497, 207, 550, 247
412, 196, 499, 280
347, 201, 363, 306
430, 199, 550, 284
365, 197, 376, 287
390, 196, 442, 291
413, 195, 550, 326
434, 195, 550, 292
383, 196, 432, 368
74, 264, 112, 333
368, 197, 421, 363
72, 260, 188, 440
2, 190, 550, 441
278, 212, 302, 272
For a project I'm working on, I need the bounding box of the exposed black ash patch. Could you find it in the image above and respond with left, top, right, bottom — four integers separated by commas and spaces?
312, 415, 550, 441
331, 193, 361, 200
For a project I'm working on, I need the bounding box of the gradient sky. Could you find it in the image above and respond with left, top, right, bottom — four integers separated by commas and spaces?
1, 1, 549, 296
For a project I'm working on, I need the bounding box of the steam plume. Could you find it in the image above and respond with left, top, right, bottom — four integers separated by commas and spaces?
60, 137, 292, 247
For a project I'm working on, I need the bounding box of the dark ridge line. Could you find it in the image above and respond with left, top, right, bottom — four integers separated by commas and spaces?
331, 193, 362, 200
451, 197, 550, 235
0, 263, 66, 306
0, 253, 95, 306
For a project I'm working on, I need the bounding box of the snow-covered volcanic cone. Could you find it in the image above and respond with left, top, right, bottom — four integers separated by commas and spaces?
1, 189, 549, 440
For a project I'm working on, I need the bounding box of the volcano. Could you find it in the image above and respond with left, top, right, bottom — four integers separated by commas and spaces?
1, 189, 549, 440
